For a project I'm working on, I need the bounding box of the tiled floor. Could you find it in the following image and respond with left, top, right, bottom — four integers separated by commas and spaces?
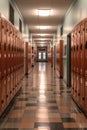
0, 62, 87, 130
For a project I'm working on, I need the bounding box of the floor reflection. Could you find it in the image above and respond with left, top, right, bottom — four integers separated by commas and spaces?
0, 62, 87, 130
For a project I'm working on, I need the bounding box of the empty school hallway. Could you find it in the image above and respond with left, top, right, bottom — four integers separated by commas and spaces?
0, 0, 87, 129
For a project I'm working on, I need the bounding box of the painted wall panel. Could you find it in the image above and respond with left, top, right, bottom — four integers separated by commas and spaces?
57, 0, 87, 84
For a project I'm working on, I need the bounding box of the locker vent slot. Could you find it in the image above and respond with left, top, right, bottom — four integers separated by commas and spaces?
85, 41, 87, 49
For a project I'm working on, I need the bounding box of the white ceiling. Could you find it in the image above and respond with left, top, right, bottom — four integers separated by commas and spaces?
14, 0, 74, 45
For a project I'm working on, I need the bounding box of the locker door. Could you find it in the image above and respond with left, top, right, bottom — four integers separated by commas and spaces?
7, 74, 11, 104
76, 74, 80, 102
84, 76, 87, 111
0, 16, 2, 79
1, 77, 7, 112
1, 18, 7, 78
80, 22, 85, 76
12, 30, 15, 72
74, 73, 77, 99
0, 80, 2, 115
7, 23, 11, 75
84, 20, 87, 76
10, 26, 13, 73
71, 72, 74, 95
11, 73, 14, 99
71, 32, 74, 72
79, 76, 85, 108
75, 28, 78, 73
73, 30, 76, 72
76, 25, 80, 74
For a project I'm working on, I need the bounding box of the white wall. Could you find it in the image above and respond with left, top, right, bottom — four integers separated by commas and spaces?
57, 0, 87, 83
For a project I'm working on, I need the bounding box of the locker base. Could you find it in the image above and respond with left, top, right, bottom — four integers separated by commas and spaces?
0, 87, 21, 118
72, 96, 87, 117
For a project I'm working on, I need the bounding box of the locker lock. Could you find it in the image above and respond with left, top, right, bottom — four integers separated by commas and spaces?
6, 95, 8, 98
82, 97, 85, 101
1, 100, 4, 104
8, 44, 10, 51
78, 93, 80, 96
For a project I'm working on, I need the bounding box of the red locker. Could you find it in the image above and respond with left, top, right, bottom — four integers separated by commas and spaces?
79, 76, 85, 108
71, 72, 74, 95
73, 73, 77, 99
0, 80, 2, 114
76, 25, 80, 74
75, 29, 77, 73
10, 73, 14, 99
84, 20, 87, 77
14, 31, 17, 72
1, 18, 7, 78
7, 22, 11, 75
79, 22, 85, 76
1, 77, 7, 112
7, 74, 11, 104
0, 16, 2, 79
76, 74, 80, 102
13, 30, 15, 72
71, 32, 74, 72
10, 26, 14, 73
84, 76, 87, 111
73, 29, 76, 73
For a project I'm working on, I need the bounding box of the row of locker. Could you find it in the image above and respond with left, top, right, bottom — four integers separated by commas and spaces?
0, 15, 24, 79
0, 14, 24, 115
71, 72, 87, 113
71, 19, 87, 76
71, 18, 87, 114
25, 43, 32, 74
0, 67, 24, 115
56, 40, 63, 78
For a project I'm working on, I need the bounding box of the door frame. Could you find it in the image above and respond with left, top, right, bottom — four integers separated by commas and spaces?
37, 46, 48, 62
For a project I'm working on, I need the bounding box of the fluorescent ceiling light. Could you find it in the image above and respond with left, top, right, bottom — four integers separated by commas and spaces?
40, 26, 48, 30
39, 34, 46, 36
38, 9, 51, 16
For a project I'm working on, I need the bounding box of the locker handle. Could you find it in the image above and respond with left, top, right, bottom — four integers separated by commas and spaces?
8, 44, 10, 51
6, 95, 8, 98
78, 93, 80, 96
82, 97, 85, 101
77, 45, 78, 50
85, 41, 87, 49
1, 100, 4, 104
80, 44, 82, 50
4, 43, 6, 51
74, 46, 75, 51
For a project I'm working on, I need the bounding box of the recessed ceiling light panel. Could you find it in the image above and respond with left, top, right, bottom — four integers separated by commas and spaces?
40, 26, 48, 30
38, 9, 51, 16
